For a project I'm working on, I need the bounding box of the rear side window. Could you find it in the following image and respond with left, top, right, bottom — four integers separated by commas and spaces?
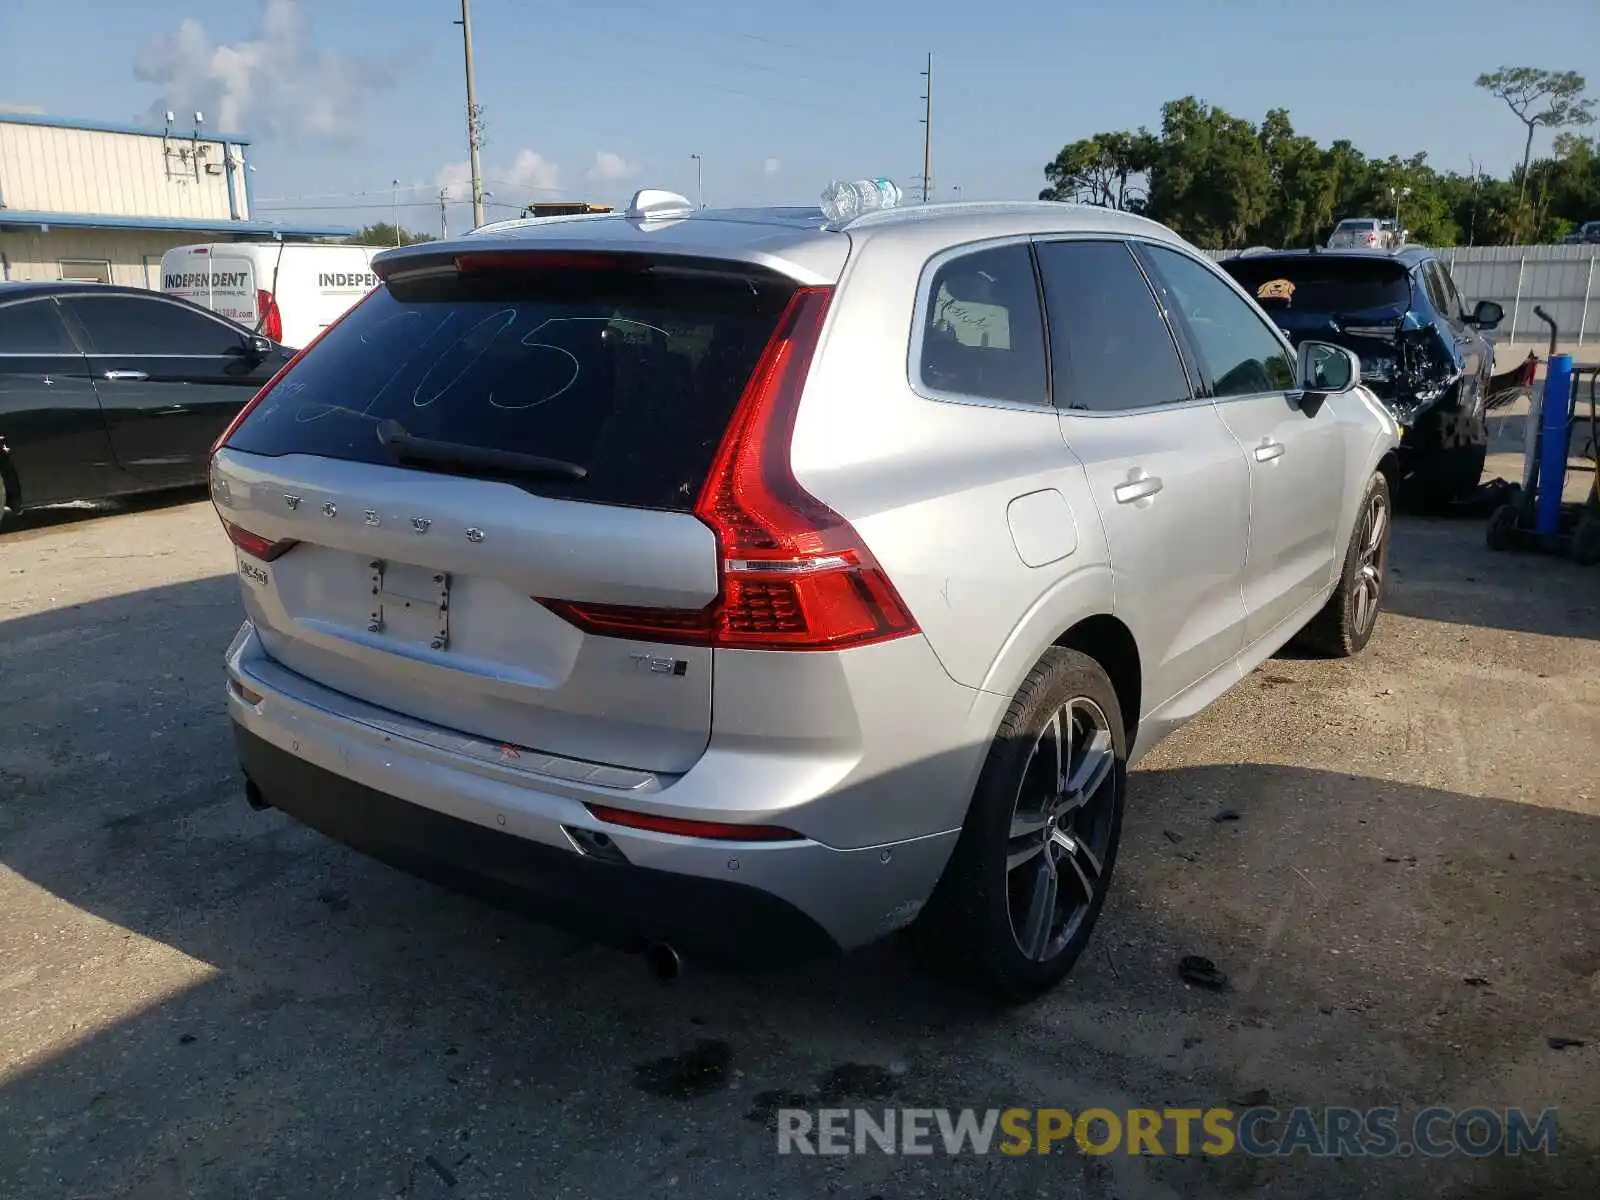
224, 259, 798, 512
916, 243, 1048, 407
1418, 262, 1451, 317
64, 295, 247, 356
1034, 240, 1192, 413
1142, 246, 1295, 398
0, 299, 76, 354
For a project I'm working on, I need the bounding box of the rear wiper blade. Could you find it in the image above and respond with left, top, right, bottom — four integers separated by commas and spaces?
376, 420, 587, 481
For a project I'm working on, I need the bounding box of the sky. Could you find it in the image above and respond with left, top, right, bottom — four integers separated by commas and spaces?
2, 0, 1598, 237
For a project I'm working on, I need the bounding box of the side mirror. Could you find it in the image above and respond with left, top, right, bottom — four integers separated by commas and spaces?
1297, 340, 1359, 398
1470, 300, 1503, 331
245, 334, 274, 358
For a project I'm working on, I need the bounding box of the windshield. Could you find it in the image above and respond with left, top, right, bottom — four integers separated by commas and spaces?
1221, 257, 1412, 315
1336, 220, 1377, 232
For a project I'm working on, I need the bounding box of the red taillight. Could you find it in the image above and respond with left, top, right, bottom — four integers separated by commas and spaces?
538, 286, 920, 652
222, 519, 298, 562
453, 250, 644, 274
256, 288, 283, 342
585, 803, 802, 842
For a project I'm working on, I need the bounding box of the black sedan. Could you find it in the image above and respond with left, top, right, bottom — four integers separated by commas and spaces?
0, 282, 291, 528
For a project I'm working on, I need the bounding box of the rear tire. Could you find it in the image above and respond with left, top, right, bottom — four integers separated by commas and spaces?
911, 648, 1127, 1000
1294, 470, 1391, 658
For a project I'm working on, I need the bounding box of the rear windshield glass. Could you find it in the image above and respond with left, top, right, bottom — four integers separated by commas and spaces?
225, 259, 796, 511
1336, 220, 1377, 231
1220, 257, 1411, 315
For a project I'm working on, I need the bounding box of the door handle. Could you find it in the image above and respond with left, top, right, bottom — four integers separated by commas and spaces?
103, 370, 149, 382
1254, 440, 1286, 463
1113, 474, 1164, 505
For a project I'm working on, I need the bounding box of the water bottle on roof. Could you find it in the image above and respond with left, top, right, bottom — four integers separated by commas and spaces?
820, 177, 903, 224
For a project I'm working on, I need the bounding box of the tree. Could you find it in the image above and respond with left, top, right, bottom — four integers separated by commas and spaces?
1039, 131, 1157, 209
1144, 98, 1274, 248
1475, 67, 1595, 211
346, 222, 433, 248
1039, 91, 1600, 249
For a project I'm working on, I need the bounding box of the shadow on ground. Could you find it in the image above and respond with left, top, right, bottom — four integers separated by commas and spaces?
1383, 514, 1600, 641
2, 576, 1597, 1198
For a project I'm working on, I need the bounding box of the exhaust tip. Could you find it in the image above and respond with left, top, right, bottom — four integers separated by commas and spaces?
645, 941, 683, 984
244, 778, 271, 812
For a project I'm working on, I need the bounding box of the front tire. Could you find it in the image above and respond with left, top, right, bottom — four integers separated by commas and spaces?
912, 648, 1127, 1000
1294, 470, 1392, 657
1405, 403, 1487, 505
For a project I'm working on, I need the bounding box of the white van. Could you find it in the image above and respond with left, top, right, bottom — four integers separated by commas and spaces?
159, 242, 383, 349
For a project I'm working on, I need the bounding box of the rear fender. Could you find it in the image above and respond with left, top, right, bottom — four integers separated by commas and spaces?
977, 562, 1121, 703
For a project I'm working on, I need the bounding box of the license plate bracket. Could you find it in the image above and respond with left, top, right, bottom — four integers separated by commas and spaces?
368, 559, 451, 650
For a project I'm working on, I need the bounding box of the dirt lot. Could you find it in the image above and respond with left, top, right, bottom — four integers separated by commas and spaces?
2, 491, 1597, 1200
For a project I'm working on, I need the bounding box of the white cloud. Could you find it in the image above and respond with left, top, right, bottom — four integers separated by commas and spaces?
586, 151, 638, 185
762, 158, 782, 177
508, 149, 562, 192
437, 150, 561, 201
0, 102, 45, 115
133, 0, 397, 141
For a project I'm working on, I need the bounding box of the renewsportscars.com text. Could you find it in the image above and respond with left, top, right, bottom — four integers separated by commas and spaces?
776, 1106, 1559, 1158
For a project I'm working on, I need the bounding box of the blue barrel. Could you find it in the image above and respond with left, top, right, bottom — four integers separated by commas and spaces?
1536, 354, 1574, 535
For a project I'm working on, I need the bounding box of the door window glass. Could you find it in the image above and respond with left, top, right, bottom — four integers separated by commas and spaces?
1142, 245, 1296, 397
0, 299, 77, 355
1034, 240, 1192, 412
64, 294, 246, 356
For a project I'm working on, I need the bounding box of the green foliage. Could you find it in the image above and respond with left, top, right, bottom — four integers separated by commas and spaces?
346, 222, 434, 247
1041, 74, 1599, 249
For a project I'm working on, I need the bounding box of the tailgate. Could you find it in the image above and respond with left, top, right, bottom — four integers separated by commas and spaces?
213, 250, 806, 775
214, 450, 718, 774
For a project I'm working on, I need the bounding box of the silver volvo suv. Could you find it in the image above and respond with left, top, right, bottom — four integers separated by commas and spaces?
212, 190, 1399, 997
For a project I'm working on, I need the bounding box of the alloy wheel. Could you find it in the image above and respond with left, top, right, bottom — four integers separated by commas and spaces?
1005, 697, 1118, 962
1353, 487, 1388, 636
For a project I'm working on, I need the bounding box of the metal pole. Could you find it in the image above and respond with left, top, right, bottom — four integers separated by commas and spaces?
439, 187, 449, 239
1508, 255, 1525, 351
1578, 253, 1595, 353
392, 179, 400, 246
691, 154, 703, 208
919, 53, 933, 204
458, 0, 485, 230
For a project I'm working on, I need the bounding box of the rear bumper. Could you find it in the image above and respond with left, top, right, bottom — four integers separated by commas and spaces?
224, 623, 974, 958
235, 726, 840, 964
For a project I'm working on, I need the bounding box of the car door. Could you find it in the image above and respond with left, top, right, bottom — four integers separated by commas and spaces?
60, 292, 282, 487
1033, 238, 1251, 712
0, 295, 121, 508
1137, 242, 1347, 647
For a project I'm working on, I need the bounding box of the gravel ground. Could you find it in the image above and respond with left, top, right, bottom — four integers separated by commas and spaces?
2, 491, 1597, 1200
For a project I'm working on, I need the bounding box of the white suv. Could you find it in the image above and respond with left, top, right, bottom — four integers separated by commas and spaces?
212, 191, 1399, 997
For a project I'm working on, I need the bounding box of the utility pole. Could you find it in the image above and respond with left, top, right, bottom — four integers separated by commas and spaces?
455, 0, 485, 230
919, 52, 932, 204
439, 187, 450, 239
690, 153, 703, 208
392, 179, 400, 246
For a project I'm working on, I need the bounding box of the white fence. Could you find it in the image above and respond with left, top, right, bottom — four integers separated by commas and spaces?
1207, 245, 1600, 352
